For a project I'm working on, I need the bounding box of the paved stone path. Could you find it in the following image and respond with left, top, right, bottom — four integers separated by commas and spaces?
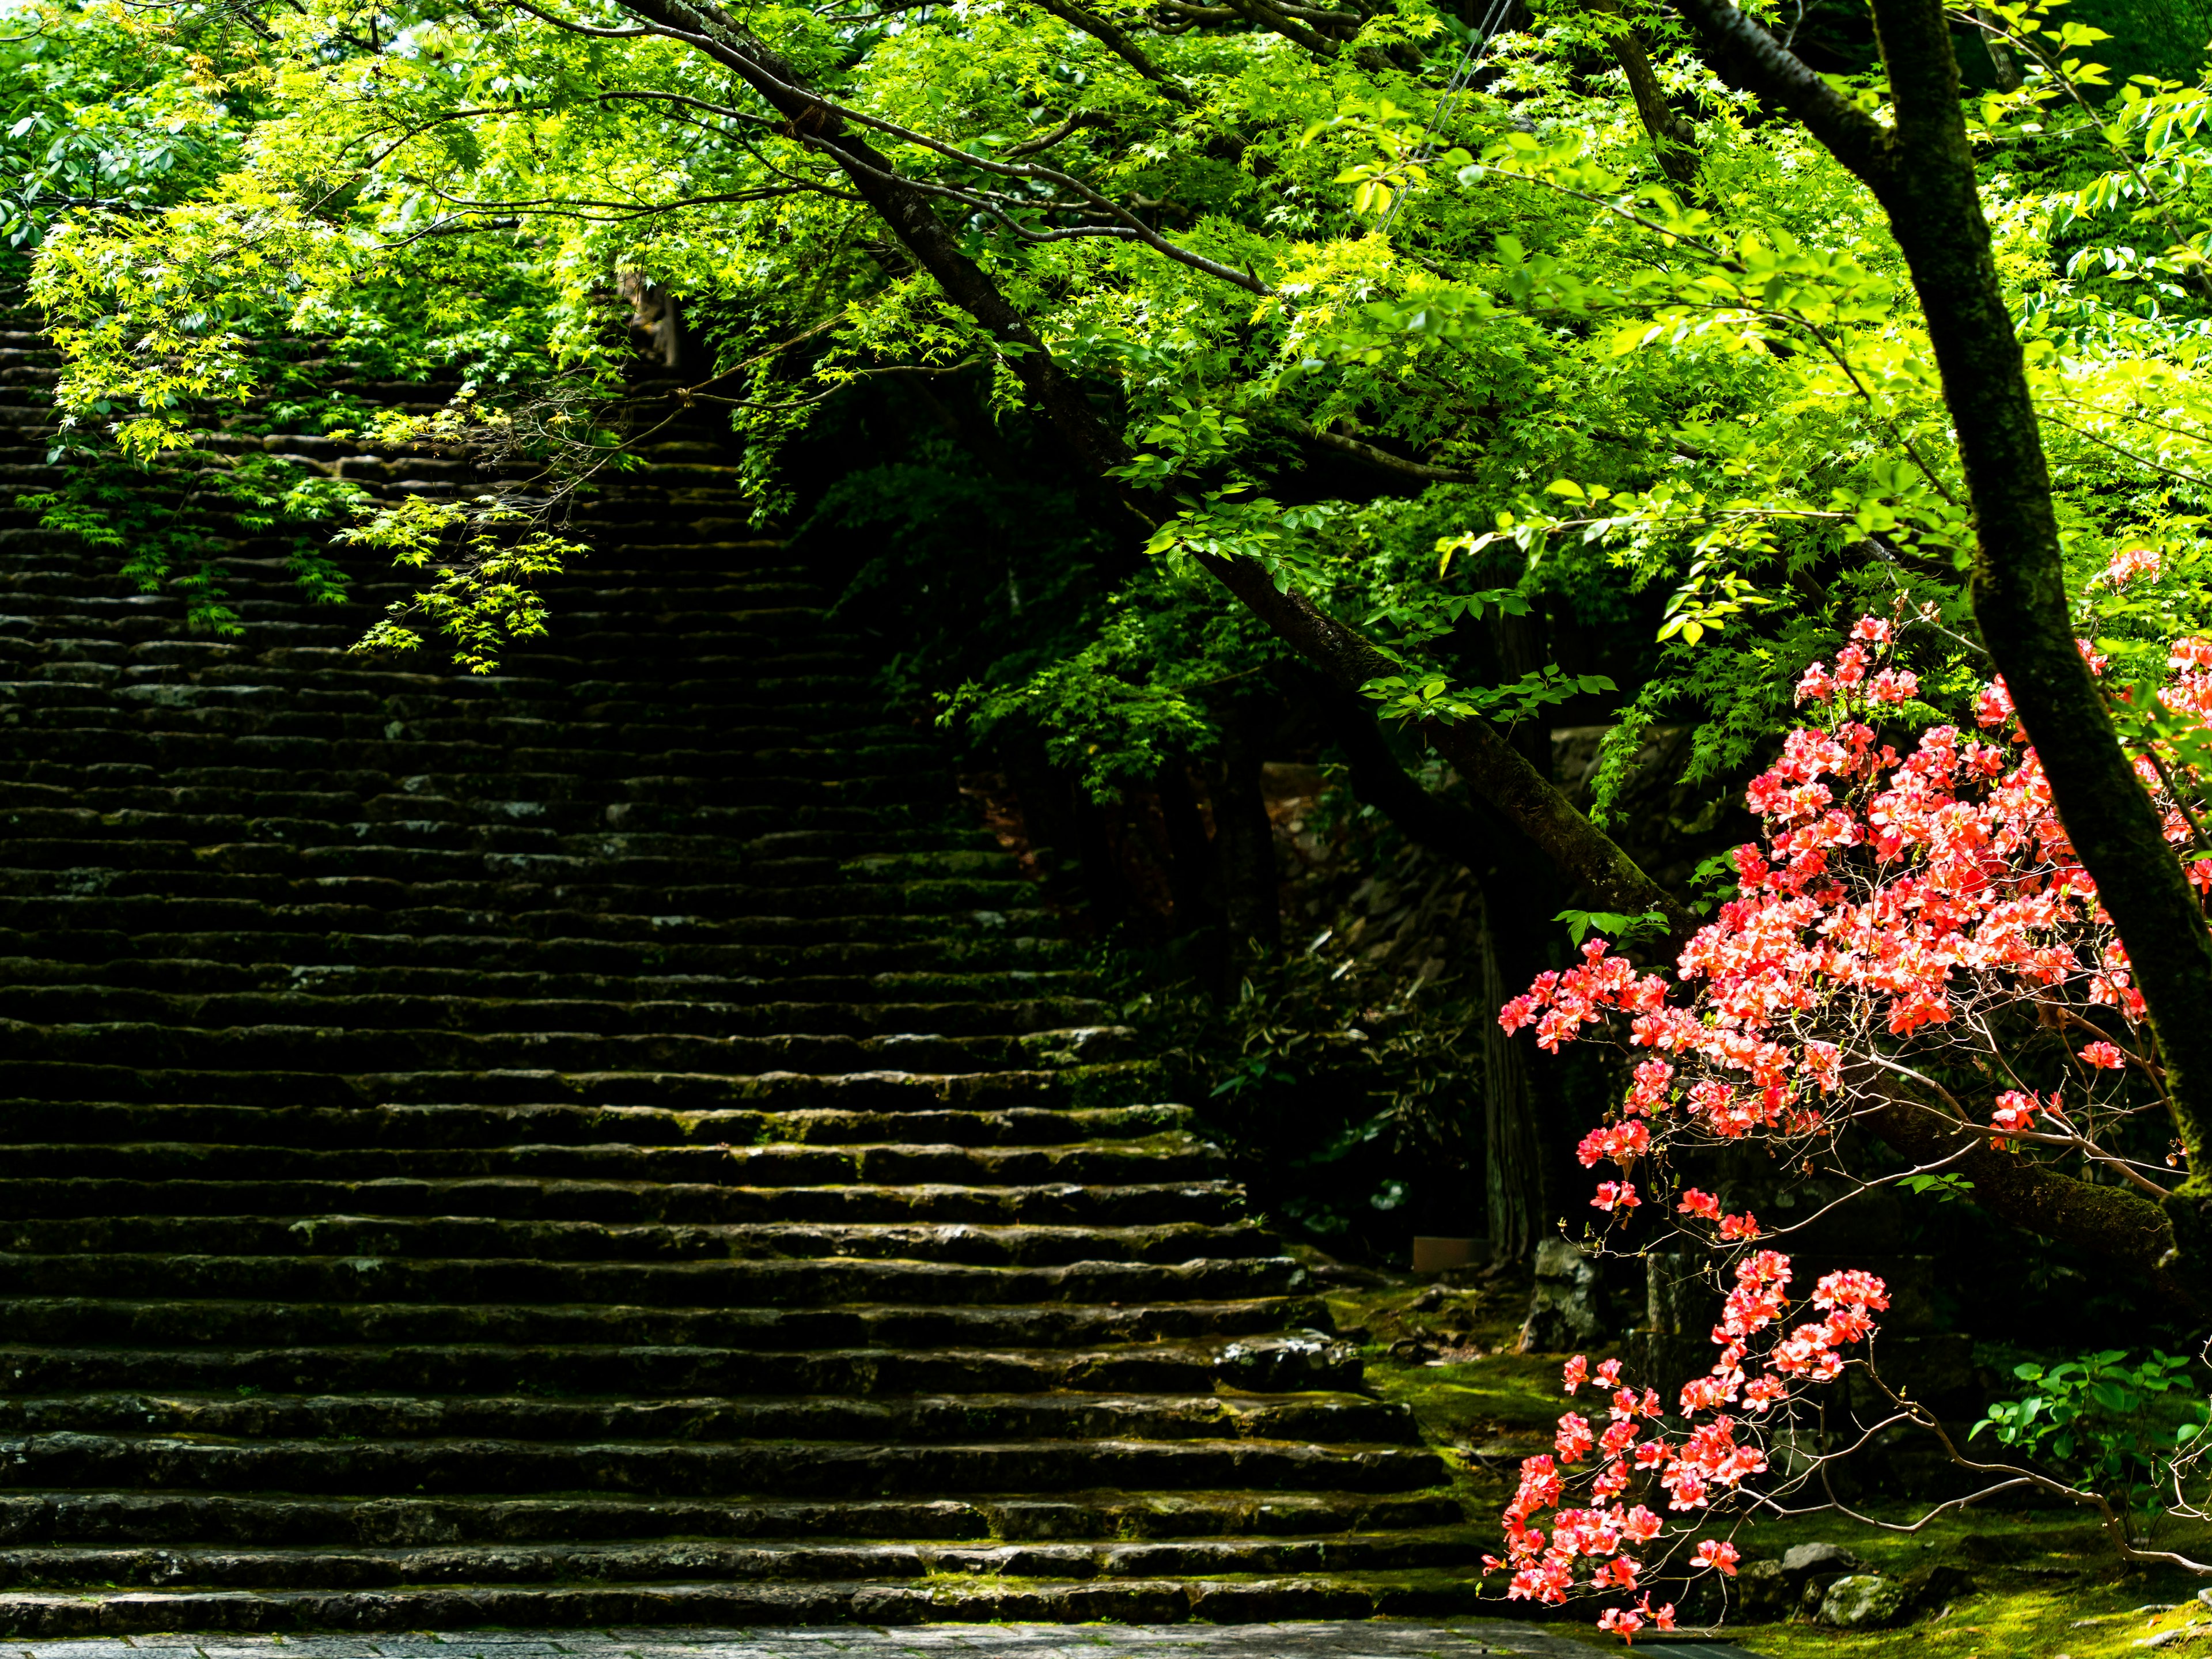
0, 1624, 1604, 1659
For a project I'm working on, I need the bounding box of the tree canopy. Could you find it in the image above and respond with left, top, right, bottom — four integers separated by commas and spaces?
16, 0, 2212, 1319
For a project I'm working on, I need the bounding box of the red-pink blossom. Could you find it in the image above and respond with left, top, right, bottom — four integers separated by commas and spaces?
1694, 1539, 1740, 1574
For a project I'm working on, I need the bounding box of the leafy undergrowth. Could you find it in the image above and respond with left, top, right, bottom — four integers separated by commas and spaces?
1308, 1253, 2212, 1654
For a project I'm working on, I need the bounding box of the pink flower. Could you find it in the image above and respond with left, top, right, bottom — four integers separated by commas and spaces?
1556, 1412, 1596, 1463
2096, 547, 2161, 586
1812, 1270, 1890, 1312
1717, 1211, 1762, 1241
1694, 1539, 1740, 1574
1991, 1089, 2037, 1134
1563, 1355, 1589, 1393
1593, 1181, 1641, 1212
1850, 616, 1893, 643
1677, 1188, 1722, 1219
1795, 662, 1835, 704
2078, 1040, 2126, 1070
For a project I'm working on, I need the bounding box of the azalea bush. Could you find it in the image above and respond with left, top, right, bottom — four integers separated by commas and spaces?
1495, 603, 2212, 1628
1488, 1260, 1890, 1635
1505, 605, 2187, 1232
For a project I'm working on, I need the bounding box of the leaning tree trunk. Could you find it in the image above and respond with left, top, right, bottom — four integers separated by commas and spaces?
1211, 698, 1282, 959
1479, 908, 1548, 1264
1676, 0, 2212, 1304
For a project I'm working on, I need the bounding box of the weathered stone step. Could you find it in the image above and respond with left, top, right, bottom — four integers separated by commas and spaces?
0, 1022, 1111, 1077
0, 1336, 1358, 1400
0, 876, 1040, 929
0, 1176, 1233, 1228
0, 793, 960, 843
0, 1132, 1216, 1188
0, 933, 1075, 978
0, 1293, 1325, 1349
0, 1570, 1484, 1633
0, 906, 1054, 953
0, 988, 1104, 1040
0, 1389, 1411, 1448
0, 1248, 1295, 1309
0, 736, 950, 789
0, 1060, 1148, 1112
0, 1530, 1478, 1590
0, 960, 1091, 1004
0, 1214, 1272, 1270
2, 766, 955, 813
0, 1102, 1173, 1150
0, 1431, 1442, 1498
0, 1487, 1452, 1546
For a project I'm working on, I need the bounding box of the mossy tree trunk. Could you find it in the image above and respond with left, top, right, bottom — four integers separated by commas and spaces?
1676, 0, 2211, 1306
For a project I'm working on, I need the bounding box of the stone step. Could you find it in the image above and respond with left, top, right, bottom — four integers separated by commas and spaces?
0, 988, 1105, 1039
0, 1214, 1272, 1266
0, 1571, 1485, 1634
0, 1488, 1454, 1545
0, 1132, 1216, 1187
0, 1338, 1358, 1399
0, 1391, 1412, 1448
0, 1023, 1114, 1077
0, 1293, 1324, 1349
0, 1532, 1479, 1591
0, 1103, 1172, 1149
0, 1177, 1235, 1228
0, 1185, 1238, 1238
0, 1248, 1296, 1308
0, 909, 1056, 952
0, 1433, 1442, 1498
0, 962, 1092, 1003
0, 1062, 1149, 1111
0, 933, 1077, 975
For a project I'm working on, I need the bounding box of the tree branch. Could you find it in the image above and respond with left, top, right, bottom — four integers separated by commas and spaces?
1027, 0, 1201, 101
1669, 0, 1889, 187
1286, 416, 1485, 483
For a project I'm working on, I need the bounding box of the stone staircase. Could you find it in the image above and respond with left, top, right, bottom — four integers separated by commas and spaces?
0, 316, 1478, 1631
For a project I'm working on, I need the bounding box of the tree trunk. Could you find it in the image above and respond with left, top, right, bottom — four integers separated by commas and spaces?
1157, 757, 1227, 988
1598, 0, 1702, 191
1479, 906, 1548, 1264
1212, 699, 1282, 958
1326, 687, 1560, 1260
1676, 0, 2212, 1298
1003, 734, 1130, 928
1975, 6, 2024, 90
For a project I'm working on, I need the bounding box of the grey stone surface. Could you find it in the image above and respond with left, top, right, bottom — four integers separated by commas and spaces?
1517, 1240, 1611, 1352
1818, 1575, 1910, 1629
1, 1624, 1592, 1659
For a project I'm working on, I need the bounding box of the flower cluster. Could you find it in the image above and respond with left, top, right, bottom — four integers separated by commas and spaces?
1490, 1253, 1887, 1638
1499, 614, 2169, 1252
1488, 613, 2186, 1635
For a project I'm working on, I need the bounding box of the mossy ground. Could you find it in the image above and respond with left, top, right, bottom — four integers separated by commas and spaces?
1306, 1252, 2212, 1656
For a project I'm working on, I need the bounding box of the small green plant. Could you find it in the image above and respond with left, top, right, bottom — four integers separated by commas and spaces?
1554, 907, 1671, 947
1897, 1171, 1976, 1202
1972, 1349, 2208, 1506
